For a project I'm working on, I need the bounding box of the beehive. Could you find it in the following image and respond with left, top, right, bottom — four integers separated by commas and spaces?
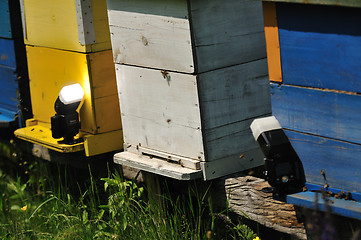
21, 0, 111, 52
14, 0, 122, 156
0, 0, 30, 127
109, 0, 271, 180
263, 0, 361, 218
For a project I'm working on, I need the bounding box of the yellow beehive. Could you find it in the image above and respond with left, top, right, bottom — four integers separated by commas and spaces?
22, 0, 111, 52
15, 46, 122, 156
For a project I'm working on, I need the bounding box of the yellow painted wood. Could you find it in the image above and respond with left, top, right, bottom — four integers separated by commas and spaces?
263, 2, 282, 82
26, 46, 122, 135
14, 124, 84, 153
23, 0, 111, 52
84, 130, 123, 156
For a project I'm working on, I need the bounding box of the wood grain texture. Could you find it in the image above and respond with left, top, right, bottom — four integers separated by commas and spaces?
189, 0, 266, 73
213, 174, 306, 239
116, 64, 204, 161
107, 0, 194, 73
270, 84, 361, 145
23, 0, 111, 52
277, 3, 361, 92
284, 129, 361, 194
198, 59, 270, 130
262, 2, 282, 82
202, 117, 266, 163
107, 0, 266, 73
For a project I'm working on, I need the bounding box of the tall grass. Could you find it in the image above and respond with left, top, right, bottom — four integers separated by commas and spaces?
0, 157, 259, 240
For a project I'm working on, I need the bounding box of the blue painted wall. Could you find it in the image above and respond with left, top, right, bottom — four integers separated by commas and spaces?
277, 3, 361, 92
270, 3, 361, 195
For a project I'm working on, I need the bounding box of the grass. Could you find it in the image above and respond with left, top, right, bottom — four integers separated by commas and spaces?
0, 152, 259, 240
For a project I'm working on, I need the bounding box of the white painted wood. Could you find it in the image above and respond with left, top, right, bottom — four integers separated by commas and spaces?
116, 64, 204, 161
203, 117, 268, 163
107, 0, 266, 74
198, 59, 270, 130
127, 146, 201, 170
107, 0, 194, 73
201, 148, 264, 180
114, 151, 203, 180
75, 0, 96, 45
189, 0, 266, 73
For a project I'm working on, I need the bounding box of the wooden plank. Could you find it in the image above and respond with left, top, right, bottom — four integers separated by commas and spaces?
116, 64, 204, 161
0, 38, 16, 68
263, 0, 361, 8
203, 117, 266, 163
277, 3, 361, 92
83, 129, 123, 156
284, 129, 361, 194
271, 84, 361, 145
262, 2, 282, 82
23, 0, 111, 52
127, 146, 201, 170
0, 65, 18, 113
288, 191, 361, 220
114, 151, 203, 180
201, 148, 264, 180
107, 0, 194, 73
213, 174, 306, 239
88, 50, 121, 134
189, 0, 266, 73
198, 59, 270, 130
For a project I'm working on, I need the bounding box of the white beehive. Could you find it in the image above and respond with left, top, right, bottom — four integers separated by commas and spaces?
108, 0, 271, 180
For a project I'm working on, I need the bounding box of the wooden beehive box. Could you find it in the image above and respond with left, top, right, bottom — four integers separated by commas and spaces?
0, 0, 30, 127
14, 46, 122, 156
109, 0, 271, 180
21, 0, 111, 52
263, 0, 361, 194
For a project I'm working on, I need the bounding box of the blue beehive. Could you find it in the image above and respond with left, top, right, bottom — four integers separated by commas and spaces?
262, 0, 361, 219
0, 0, 31, 127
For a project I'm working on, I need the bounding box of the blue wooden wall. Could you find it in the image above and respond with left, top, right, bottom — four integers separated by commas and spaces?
270, 3, 361, 194
0, 0, 30, 126
277, 3, 361, 92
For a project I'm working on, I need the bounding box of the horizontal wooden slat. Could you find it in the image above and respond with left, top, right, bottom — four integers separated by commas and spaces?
277, 3, 361, 92
284, 129, 361, 194
189, 0, 266, 73
23, 0, 111, 52
271, 84, 361, 145
198, 59, 270, 130
107, 0, 193, 73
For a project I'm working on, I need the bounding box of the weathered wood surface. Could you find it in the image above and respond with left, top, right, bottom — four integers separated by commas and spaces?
270, 84, 361, 145
116, 64, 204, 161
107, 0, 266, 74
284, 129, 361, 194
22, 0, 111, 52
108, 0, 194, 73
215, 174, 306, 239
277, 3, 361, 92
189, 0, 266, 73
